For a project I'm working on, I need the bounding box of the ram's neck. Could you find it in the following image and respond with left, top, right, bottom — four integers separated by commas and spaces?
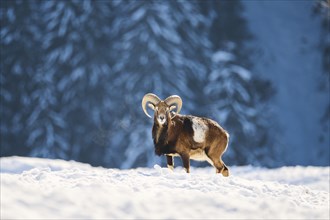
152, 122, 168, 146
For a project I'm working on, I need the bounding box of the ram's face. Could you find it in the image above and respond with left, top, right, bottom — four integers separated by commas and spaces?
154, 102, 170, 125
142, 93, 182, 123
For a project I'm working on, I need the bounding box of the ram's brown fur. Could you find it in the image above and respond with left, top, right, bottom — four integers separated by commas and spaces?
142, 94, 230, 176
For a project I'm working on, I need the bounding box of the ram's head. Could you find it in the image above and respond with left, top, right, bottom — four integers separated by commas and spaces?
142, 93, 182, 125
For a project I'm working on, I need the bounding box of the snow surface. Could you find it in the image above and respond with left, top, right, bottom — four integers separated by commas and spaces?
1, 156, 329, 219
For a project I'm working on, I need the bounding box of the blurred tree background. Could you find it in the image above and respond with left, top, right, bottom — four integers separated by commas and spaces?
1, 0, 329, 168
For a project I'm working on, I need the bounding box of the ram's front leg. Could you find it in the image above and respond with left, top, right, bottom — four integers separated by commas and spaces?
179, 152, 190, 173
166, 155, 174, 170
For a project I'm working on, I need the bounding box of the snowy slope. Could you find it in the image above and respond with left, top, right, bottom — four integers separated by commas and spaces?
1, 156, 329, 219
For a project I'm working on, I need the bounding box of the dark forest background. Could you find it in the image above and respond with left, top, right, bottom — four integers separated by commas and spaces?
1, 0, 329, 168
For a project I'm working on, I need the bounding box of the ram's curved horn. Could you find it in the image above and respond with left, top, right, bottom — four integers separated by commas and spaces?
142, 93, 161, 118
164, 95, 182, 118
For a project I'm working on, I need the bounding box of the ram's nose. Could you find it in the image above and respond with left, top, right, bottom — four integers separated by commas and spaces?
158, 114, 166, 125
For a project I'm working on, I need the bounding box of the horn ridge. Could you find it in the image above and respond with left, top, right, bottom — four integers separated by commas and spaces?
164, 95, 182, 117
142, 93, 161, 118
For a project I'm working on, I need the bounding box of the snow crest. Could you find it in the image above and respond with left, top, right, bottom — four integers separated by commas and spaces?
1, 157, 329, 219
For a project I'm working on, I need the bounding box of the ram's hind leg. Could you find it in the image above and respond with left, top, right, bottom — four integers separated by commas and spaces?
205, 145, 229, 177
210, 157, 229, 177
220, 160, 229, 177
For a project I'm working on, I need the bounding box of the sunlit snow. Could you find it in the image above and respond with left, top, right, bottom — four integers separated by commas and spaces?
1, 156, 329, 219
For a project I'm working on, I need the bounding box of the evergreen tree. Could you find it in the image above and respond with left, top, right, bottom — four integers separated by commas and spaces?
1, 0, 41, 156
35, 0, 116, 165
108, 0, 212, 168
202, 0, 277, 166
205, 49, 275, 166
1, 1, 117, 165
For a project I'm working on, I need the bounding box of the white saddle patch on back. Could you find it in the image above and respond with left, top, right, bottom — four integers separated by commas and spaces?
192, 118, 208, 143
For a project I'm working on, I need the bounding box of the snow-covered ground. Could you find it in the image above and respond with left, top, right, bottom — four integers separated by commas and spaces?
1, 156, 329, 219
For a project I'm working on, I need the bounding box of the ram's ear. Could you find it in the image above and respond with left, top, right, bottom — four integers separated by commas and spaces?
148, 103, 155, 111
